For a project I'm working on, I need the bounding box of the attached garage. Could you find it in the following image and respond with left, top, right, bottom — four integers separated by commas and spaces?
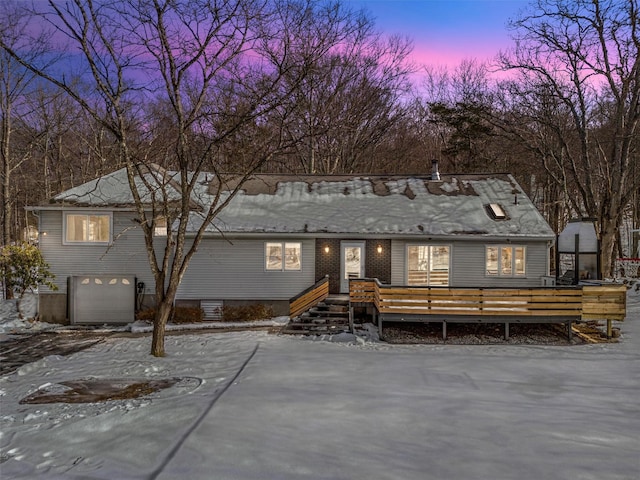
69, 275, 136, 324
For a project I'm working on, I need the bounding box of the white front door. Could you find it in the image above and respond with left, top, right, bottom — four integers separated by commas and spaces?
340, 241, 365, 293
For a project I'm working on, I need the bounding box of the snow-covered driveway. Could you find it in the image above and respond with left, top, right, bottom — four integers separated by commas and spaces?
161, 335, 639, 480
1, 291, 639, 480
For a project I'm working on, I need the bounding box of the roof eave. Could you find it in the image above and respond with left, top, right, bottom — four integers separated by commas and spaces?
191, 230, 556, 242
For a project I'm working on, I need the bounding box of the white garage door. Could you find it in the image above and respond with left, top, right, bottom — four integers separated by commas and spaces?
69, 275, 136, 324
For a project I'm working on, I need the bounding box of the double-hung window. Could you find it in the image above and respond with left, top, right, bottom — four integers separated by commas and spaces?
154, 216, 168, 237
64, 213, 112, 244
407, 245, 450, 286
486, 245, 526, 276
265, 242, 302, 271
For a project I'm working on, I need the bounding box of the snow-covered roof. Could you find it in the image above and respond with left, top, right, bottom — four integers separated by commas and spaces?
42, 169, 555, 239
49, 165, 186, 207
203, 173, 554, 239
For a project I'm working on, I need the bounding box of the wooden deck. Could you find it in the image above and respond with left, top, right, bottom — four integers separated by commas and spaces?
349, 279, 627, 340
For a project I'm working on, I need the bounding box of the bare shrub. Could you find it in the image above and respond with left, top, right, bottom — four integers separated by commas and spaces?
222, 304, 275, 322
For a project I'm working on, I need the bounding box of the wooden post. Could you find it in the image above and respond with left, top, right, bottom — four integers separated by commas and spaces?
378, 314, 383, 339
607, 319, 612, 339
504, 322, 509, 340
442, 321, 447, 341
567, 321, 572, 341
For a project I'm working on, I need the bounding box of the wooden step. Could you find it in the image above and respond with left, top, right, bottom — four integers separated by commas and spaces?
300, 314, 348, 321
323, 297, 349, 306
282, 294, 351, 335
307, 308, 348, 318
290, 317, 349, 326
286, 322, 348, 329
315, 303, 348, 312
281, 324, 350, 335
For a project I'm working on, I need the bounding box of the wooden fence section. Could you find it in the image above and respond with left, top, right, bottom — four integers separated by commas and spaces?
349, 279, 627, 339
376, 286, 585, 318
581, 285, 627, 337
581, 285, 627, 321
349, 278, 377, 305
289, 276, 330, 318
407, 271, 449, 286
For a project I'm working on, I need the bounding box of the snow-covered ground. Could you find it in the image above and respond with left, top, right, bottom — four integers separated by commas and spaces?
1, 289, 639, 480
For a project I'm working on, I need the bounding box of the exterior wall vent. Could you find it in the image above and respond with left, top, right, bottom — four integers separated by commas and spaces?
201, 300, 223, 320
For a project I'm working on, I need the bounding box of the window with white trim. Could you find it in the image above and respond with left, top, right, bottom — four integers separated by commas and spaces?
265, 242, 301, 271
64, 213, 112, 244
407, 245, 450, 286
486, 245, 526, 276
154, 216, 168, 237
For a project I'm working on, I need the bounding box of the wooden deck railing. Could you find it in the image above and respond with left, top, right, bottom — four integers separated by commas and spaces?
349, 278, 377, 305
289, 275, 330, 318
407, 270, 449, 286
581, 285, 627, 322
377, 286, 587, 317
349, 278, 627, 338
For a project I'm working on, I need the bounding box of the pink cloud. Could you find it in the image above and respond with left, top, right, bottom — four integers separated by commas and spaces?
410, 44, 499, 68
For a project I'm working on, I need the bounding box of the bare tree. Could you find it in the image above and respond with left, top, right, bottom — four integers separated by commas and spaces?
498, 0, 640, 276
16, 83, 114, 205
276, 19, 414, 174
1, 0, 374, 355
0, 2, 54, 248
413, 60, 519, 174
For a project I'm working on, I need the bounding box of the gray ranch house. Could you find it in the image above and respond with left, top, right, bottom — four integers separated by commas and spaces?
28, 165, 556, 324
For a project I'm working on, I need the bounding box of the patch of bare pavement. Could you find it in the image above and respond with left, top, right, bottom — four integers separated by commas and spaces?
0, 332, 107, 377
0, 324, 278, 377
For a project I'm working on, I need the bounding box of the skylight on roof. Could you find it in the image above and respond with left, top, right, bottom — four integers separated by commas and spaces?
487, 203, 507, 220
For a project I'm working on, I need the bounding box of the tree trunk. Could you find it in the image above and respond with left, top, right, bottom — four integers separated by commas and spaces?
600, 218, 618, 279
634, 189, 640, 258
1, 115, 13, 299
1, 113, 11, 246
151, 301, 172, 357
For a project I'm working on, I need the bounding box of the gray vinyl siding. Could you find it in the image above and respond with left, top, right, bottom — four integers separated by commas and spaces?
177, 238, 315, 300
391, 240, 405, 284
391, 238, 550, 288
451, 241, 550, 287
40, 205, 549, 299
40, 210, 314, 300
38, 210, 156, 294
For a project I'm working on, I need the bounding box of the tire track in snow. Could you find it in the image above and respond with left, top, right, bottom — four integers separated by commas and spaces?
147, 342, 260, 480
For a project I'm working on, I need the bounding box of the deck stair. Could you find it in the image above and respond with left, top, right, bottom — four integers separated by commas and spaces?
282, 296, 350, 335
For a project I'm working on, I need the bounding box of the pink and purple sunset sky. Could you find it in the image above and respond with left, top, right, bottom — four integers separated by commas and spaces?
348, 0, 530, 69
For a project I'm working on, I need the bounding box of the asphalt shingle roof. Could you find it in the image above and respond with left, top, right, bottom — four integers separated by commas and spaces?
48, 168, 555, 239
